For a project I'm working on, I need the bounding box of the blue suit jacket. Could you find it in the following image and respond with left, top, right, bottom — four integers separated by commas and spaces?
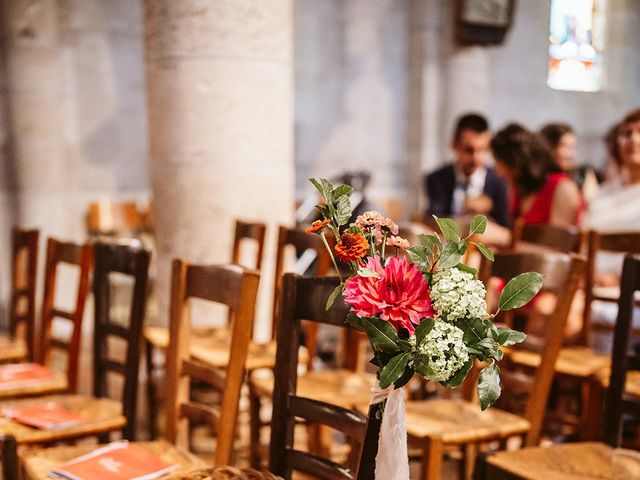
424, 164, 511, 227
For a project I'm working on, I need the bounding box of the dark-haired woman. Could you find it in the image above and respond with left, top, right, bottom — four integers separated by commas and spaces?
491, 123, 583, 227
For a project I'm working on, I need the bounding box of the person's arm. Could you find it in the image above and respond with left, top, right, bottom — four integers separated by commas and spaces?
550, 178, 582, 227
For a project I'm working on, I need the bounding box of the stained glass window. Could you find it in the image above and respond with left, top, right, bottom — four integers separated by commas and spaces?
548, 0, 606, 92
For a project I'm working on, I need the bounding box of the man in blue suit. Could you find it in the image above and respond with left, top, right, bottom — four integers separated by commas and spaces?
424, 113, 511, 227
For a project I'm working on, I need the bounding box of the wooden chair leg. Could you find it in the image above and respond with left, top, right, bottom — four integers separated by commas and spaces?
145, 339, 159, 439
1, 435, 19, 480
461, 443, 477, 480
580, 378, 603, 441
420, 436, 444, 480
249, 389, 262, 468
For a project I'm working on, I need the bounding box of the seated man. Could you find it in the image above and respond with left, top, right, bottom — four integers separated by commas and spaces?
424, 113, 510, 227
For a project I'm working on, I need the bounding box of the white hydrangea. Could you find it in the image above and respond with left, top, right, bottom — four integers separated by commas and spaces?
414, 321, 469, 382
430, 267, 487, 322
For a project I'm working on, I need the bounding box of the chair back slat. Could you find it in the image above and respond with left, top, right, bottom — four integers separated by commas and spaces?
40, 238, 93, 392
604, 254, 640, 447
232, 220, 267, 271
583, 230, 640, 345
511, 219, 582, 253
164, 261, 260, 466
479, 251, 586, 446
92, 242, 151, 441
9, 228, 39, 360
269, 274, 379, 480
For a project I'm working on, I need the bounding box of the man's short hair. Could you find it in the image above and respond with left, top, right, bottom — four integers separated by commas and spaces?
453, 113, 489, 142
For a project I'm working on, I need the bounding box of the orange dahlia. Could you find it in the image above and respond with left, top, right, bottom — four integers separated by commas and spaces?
305, 219, 330, 234
335, 232, 369, 263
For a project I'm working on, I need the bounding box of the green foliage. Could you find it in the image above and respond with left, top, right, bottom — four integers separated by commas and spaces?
325, 284, 343, 310
499, 272, 544, 311
438, 241, 466, 269
441, 358, 474, 388
414, 318, 436, 346
434, 216, 462, 242
358, 268, 382, 279
478, 362, 501, 410
379, 353, 411, 388
473, 242, 495, 261
363, 317, 402, 354
469, 215, 487, 236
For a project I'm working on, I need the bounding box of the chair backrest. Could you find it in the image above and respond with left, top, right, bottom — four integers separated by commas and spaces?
583, 230, 640, 345
164, 261, 260, 465
231, 220, 267, 271
9, 228, 39, 359
603, 254, 640, 447
87, 200, 145, 237
92, 242, 151, 441
270, 274, 378, 480
40, 238, 93, 393
479, 250, 586, 446
511, 219, 583, 253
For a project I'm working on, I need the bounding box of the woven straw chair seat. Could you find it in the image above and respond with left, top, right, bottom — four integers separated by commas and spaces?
166, 466, 283, 480
484, 442, 640, 479
251, 369, 375, 408
594, 367, 640, 399
0, 394, 124, 444
21, 440, 207, 480
0, 333, 27, 363
509, 346, 611, 379
402, 398, 530, 444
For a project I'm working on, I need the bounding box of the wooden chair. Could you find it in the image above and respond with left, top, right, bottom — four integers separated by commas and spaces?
401, 251, 586, 480
13, 261, 261, 480
0, 238, 93, 400
269, 274, 380, 480
86, 200, 145, 238
0, 228, 39, 363
476, 254, 640, 479
144, 220, 267, 438
510, 219, 583, 253
0, 242, 150, 479
583, 230, 640, 345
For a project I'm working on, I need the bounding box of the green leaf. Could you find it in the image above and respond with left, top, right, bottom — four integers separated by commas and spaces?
438, 242, 465, 269
309, 178, 324, 197
414, 318, 436, 346
394, 365, 415, 388
469, 215, 487, 236
379, 353, 412, 389
492, 348, 504, 361
473, 242, 495, 261
345, 312, 365, 331
407, 246, 426, 264
397, 339, 413, 352
456, 263, 478, 276
413, 354, 431, 378
418, 234, 442, 258
441, 358, 474, 388
334, 195, 352, 226
433, 216, 462, 243
495, 327, 527, 346
320, 178, 334, 202
363, 317, 401, 354
332, 184, 352, 199
499, 272, 544, 311
358, 268, 381, 279
325, 284, 343, 310
478, 362, 502, 410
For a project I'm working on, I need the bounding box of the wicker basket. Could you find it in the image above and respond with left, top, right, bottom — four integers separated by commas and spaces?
167, 466, 283, 480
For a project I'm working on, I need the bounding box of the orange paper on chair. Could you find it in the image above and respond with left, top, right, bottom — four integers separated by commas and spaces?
49, 441, 180, 480
2, 402, 85, 430
0, 363, 53, 390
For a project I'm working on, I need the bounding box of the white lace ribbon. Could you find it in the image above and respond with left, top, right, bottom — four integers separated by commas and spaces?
369, 383, 409, 480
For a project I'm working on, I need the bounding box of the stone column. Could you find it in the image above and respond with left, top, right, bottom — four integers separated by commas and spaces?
144, 0, 294, 338
0, 0, 73, 239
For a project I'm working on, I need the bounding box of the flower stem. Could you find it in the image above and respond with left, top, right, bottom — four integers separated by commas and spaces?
381, 232, 388, 261
321, 231, 343, 282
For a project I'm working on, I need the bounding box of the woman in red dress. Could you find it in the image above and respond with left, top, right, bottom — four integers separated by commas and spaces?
490, 123, 583, 227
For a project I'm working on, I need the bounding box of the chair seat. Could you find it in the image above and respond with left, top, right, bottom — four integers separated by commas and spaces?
402, 399, 530, 444
0, 370, 67, 400
166, 466, 283, 479
0, 394, 125, 444
251, 369, 376, 408
21, 440, 208, 480
483, 442, 640, 479
0, 334, 27, 363
144, 325, 226, 349
594, 368, 640, 399
509, 346, 610, 378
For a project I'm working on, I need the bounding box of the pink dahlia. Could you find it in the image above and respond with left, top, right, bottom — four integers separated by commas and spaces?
343, 256, 435, 335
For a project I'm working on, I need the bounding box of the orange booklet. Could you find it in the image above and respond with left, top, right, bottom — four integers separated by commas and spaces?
0, 363, 53, 390
2, 402, 85, 430
49, 441, 180, 480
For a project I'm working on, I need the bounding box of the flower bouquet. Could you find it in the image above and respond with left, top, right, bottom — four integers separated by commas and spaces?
306, 178, 542, 478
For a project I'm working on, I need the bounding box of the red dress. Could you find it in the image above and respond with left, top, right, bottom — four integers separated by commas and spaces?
512, 172, 583, 225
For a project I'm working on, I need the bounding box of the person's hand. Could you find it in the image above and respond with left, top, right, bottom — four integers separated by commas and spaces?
464, 195, 493, 215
